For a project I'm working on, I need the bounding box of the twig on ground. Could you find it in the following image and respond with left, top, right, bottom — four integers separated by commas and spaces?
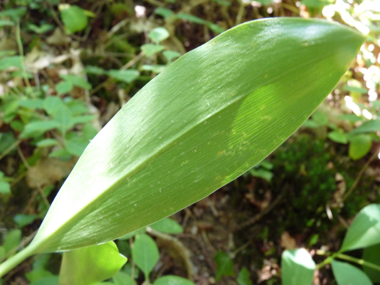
233, 190, 285, 232
147, 227, 194, 280
342, 148, 379, 202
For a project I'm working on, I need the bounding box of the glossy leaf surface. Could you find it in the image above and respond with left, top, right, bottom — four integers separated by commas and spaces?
281, 248, 315, 285
59, 241, 126, 285
340, 204, 380, 252
331, 260, 372, 285
27, 18, 364, 253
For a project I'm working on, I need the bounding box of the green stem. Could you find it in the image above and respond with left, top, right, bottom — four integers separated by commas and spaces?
316, 256, 333, 270
235, 1, 246, 26
336, 253, 380, 272
316, 252, 380, 272
0, 243, 39, 278
16, 21, 33, 94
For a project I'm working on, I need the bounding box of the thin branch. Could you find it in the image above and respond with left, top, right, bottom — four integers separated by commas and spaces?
342, 148, 379, 201
234, 190, 285, 232
0, 139, 21, 161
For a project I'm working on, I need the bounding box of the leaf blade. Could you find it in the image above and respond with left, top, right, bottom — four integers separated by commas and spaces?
331, 260, 372, 285
30, 18, 365, 253
281, 248, 315, 285
59, 241, 127, 285
340, 204, 380, 252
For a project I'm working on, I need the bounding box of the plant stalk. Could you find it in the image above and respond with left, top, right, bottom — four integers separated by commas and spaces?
0, 243, 39, 278
336, 253, 380, 272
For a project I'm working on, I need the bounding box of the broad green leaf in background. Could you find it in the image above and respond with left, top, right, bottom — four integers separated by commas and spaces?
1, 229, 21, 257
60, 74, 92, 90
339, 114, 361, 123
153, 275, 195, 285
19, 121, 61, 139
131, 234, 159, 280
340, 204, 380, 252
0, 181, 11, 194
36, 139, 59, 148
154, 7, 174, 19
26, 254, 56, 284
281, 248, 315, 285
19, 99, 45, 110
214, 251, 235, 280
141, 44, 165, 57
85, 65, 107, 75
27, 23, 54, 34
0, 56, 23, 71
350, 120, 380, 134
14, 214, 38, 228
26, 268, 55, 283
362, 244, 380, 283
149, 218, 183, 234
348, 134, 372, 160
0, 171, 11, 194
0, 7, 26, 21
0, 20, 14, 28
331, 260, 372, 285
59, 241, 127, 285
108, 70, 140, 84
0, 50, 15, 58
60, 5, 88, 34
343, 85, 368, 94
328, 131, 348, 144
0, 18, 365, 276
44, 96, 64, 116
56, 81, 73, 95
112, 271, 136, 285
237, 267, 252, 285
141, 65, 166, 74
163, 50, 181, 63
148, 27, 170, 43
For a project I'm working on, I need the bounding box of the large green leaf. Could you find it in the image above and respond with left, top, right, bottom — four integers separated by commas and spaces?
281, 248, 315, 285
331, 260, 372, 285
30, 18, 363, 252
59, 241, 127, 285
340, 204, 380, 252
0, 18, 364, 276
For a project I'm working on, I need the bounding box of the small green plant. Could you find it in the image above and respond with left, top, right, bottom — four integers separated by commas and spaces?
304, 108, 380, 161
281, 203, 380, 285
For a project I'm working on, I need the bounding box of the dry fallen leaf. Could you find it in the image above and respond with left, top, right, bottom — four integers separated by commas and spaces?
280, 231, 297, 250
26, 157, 76, 188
